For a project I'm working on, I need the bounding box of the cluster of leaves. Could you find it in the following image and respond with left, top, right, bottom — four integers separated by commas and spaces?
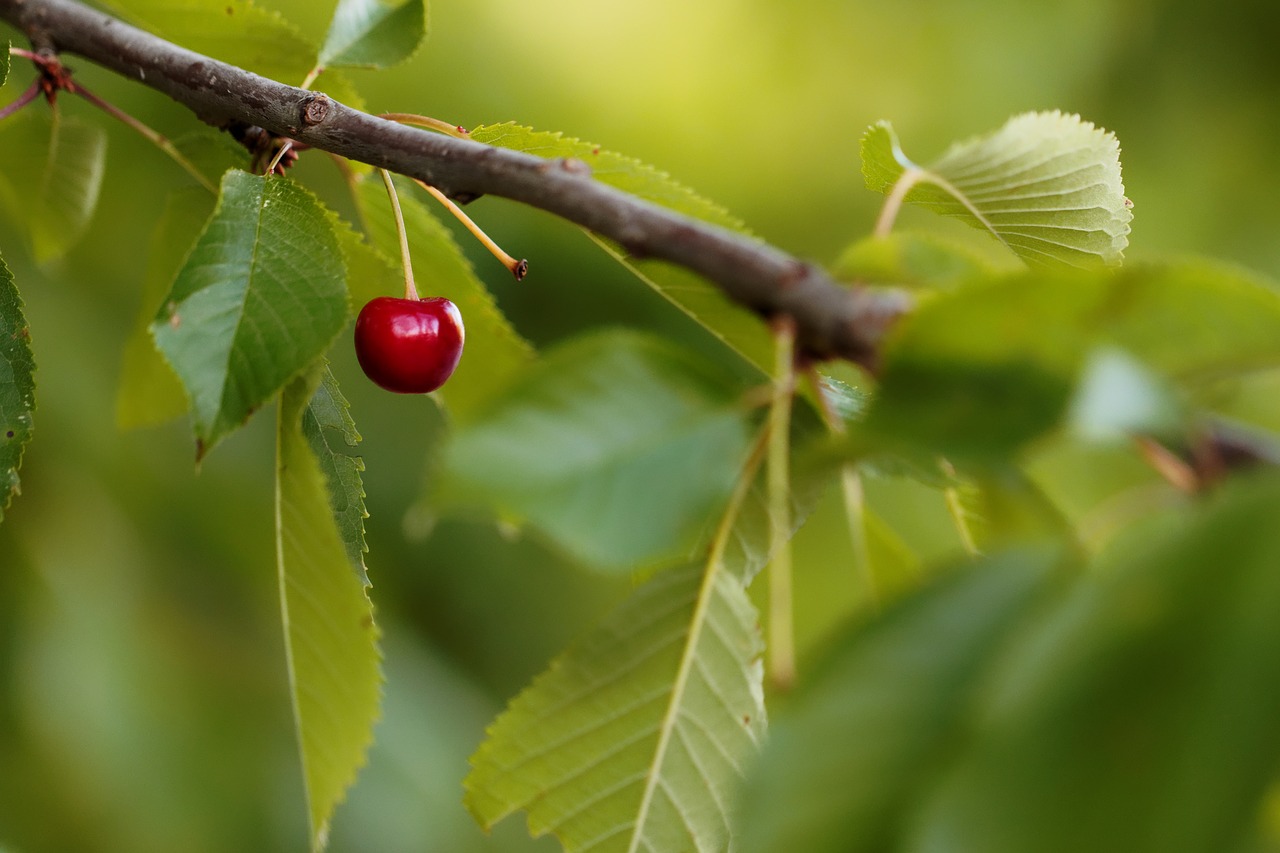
5, 2, 1280, 852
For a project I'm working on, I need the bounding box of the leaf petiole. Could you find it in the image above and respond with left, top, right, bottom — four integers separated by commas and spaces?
414, 179, 528, 280
0, 78, 40, 122
767, 316, 797, 692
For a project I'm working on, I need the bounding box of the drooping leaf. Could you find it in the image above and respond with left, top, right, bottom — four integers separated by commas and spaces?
911, 474, 1280, 853
319, 0, 426, 69
862, 261, 1280, 461
151, 170, 348, 459
277, 366, 382, 852
440, 330, 752, 572
465, 561, 766, 852
116, 189, 216, 430
0, 111, 106, 263
0, 254, 35, 522
353, 175, 534, 418
470, 123, 775, 374
862, 111, 1132, 270
737, 546, 1065, 853
301, 365, 369, 585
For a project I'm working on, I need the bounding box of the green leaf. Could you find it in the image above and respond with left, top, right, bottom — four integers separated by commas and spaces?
0, 254, 35, 522
319, 0, 426, 69
912, 474, 1280, 853
829, 231, 996, 290
470, 123, 776, 374
353, 175, 533, 418
301, 365, 369, 585
277, 366, 382, 852
862, 111, 1132, 270
465, 561, 766, 852
0, 111, 107, 263
863, 261, 1280, 461
116, 189, 216, 430
440, 330, 752, 571
151, 171, 348, 459
737, 546, 1065, 853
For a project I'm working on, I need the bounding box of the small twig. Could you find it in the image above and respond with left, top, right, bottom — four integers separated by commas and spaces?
380, 169, 419, 300
414, 179, 528, 280
0, 78, 41, 121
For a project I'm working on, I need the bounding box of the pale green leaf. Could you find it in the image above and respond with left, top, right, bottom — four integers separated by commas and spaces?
470, 123, 775, 374
353, 175, 533, 418
278, 366, 382, 851
862, 111, 1132, 269
151, 171, 348, 459
0, 111, 106, 263
0, 254, 35, 522
465, 561, 766, 852
829, 231, 995, 290
319, 0, 426, 68
116, 189, 215, 430
301, 365, 369, 585
440, 331, 752, 572
737, 546, 1064, 853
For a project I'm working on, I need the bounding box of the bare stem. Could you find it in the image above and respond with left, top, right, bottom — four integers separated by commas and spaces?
414, 179, 528, 280
380, 169, 419, 300
0, 78, 41, 121
381, 112, 469, 139
767, 316, 797, 692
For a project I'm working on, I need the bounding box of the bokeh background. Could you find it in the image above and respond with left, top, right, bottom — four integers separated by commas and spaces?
1, 1, 1278, 850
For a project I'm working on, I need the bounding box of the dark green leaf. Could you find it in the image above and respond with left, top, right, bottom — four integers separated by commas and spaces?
0, 254, 35, 522
277, 366, 382, 852
737, 546, 1065, 853
913, 474, 1280, 853
301, 365, 369, 585
440, 330, 752, 571
319, 0, 426, 69
151, 171, 348, 458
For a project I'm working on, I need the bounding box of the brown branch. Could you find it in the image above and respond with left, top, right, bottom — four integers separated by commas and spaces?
0, 0, 909, 368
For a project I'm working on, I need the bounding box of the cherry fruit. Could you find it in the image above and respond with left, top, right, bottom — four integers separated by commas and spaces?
354, 296, 465, 393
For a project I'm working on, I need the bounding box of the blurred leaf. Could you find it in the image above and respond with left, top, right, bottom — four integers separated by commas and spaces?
737, 546, 1065, 853
470, 123, 775, 374
319, 0, 426, 69
830, 231, 993, 289
170, 128, 251, 187
116, 188, 215, 429
151, 171, 348, 459
441, 330, 752, 571
353, 175, 533, 417
302, 365, 369, 585
465, 561, 766, 852
863, 261, 1280, 461
0, 253, 34, 522
1067, 347, 1185, 443
912, 474, 1280, 853
277, 366, 382, 852
862, 111, 1132, 269
0, 111, 106, 263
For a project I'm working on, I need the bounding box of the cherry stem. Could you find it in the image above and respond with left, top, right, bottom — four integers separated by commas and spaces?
263, 138, 292, 175
414, 179, 528, 280
298, 64, 322, 91
0, 78, 41, 121
381, 112, 470, 139
381, 168, 419, 300
72, 82, 217, 193
767, 316, 797, 693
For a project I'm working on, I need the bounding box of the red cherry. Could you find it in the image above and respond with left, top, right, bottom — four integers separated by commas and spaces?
354, 296, 465, 393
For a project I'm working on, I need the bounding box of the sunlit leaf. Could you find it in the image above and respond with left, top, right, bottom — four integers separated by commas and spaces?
470, 123, 775, 374
116, 189, 215, 430
353, 175, 533, 418
301, 365, 369, 585
862, 111, 1132, 269
277, 366, 382, 852
913, 474, 1280, 853
151, 171, 348, 459
466, 561, 766, 852
829, 231, 995, 290
0, 111, 106, 263
737, 546, 1065, 853
0, 254, 35, 522
440, 330, 752, 572
319, 0, 426, 69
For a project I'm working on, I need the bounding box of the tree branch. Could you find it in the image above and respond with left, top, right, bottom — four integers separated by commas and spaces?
0, 0, 908, 368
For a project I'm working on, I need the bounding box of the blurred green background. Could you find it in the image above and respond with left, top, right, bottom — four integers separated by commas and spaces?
1, 1, 1278, 850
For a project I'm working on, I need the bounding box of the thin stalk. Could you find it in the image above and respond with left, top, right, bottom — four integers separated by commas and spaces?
381, 112, 469, 139
381, 168, 418, 300
873, 168, 927, 238
767, 316, 797, 692
298, 64, 321, 91
264, 138, 292, 175
414, 179, 528, 280
0, 78, 41, 121
938, 458, 980, 556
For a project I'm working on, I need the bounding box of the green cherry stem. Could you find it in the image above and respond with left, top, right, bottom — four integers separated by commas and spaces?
767, 315, 797, 693
0, 78, 41, 121
414, 179, 529, 280
381, 168, 419, 300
